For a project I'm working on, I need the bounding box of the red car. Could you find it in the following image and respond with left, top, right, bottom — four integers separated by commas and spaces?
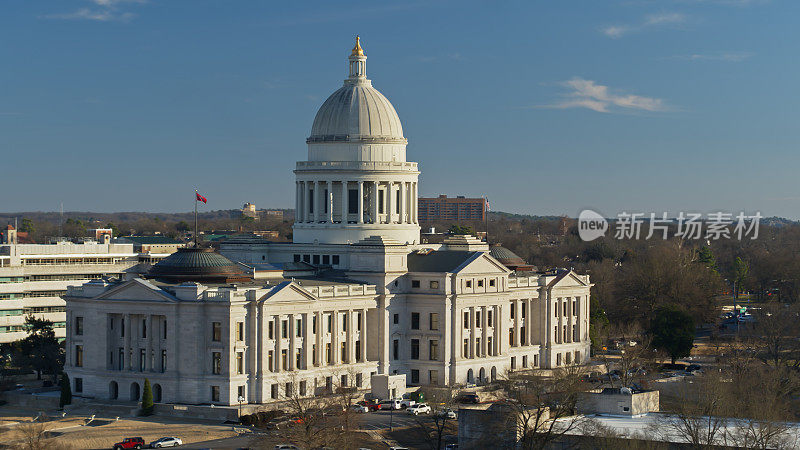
357, 400, 382, 411
113, 437, 145, 449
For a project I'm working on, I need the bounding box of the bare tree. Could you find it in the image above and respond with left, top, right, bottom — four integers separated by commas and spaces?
411, 385, 458, 450
746, 304, 800, 370
654, 372, 729, 447
596, 323, 654, 388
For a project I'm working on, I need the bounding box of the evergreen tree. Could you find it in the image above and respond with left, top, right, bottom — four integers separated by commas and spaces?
141, 378, 154, 415
59, 373, 72, 408
649, 305, 695, 365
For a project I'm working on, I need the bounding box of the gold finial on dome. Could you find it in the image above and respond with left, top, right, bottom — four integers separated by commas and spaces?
351, 35, 364, 56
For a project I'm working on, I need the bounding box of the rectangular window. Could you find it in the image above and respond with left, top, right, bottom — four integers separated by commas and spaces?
429, 370, 438, 385
296, 349, 302, 368
348, 189, 358, 214
510, 303, 515, 319
463, 311, 469, 328
323, 189, 329, 213
429, 340, 439, 361
236, 352, 244, 374
393, 339, 399, 359
356, 372, 363, 388
378, 190, 385, 213
299, 380, 307, 396
322, 254, 330, 265
341, 342, 347, 363
75, 345, 83, 367
163, 320, 167, 339
139, 349, 146, 371
142, 319, 147, 339
488, 337, 493, 356
211, 385, 220, 402
271, 384, 278, 399
312, 315, 317, 333
281, 349, 288, 369
430, 280, 439, 289
355, 340, 361, 361
303, 254, 310, 263
312, 344, 317, 365
573, 298, 579, 315
118, 348, 124, 370
465, 280, 472, 288
509, 328, 515, 347
75, 316, 83, 335
556, 353, 562, 366
161, 350, 167, 372
297, 319, 302, 337
326, 343, 331, 364
294, 254, 301, 262
522, 355, 528, 368
534, 354, 539, 367
74, 377, 83, 393
411, 339, 420, 359
429, 313, 439, 330
411, 369, 420, 384
411, 280, 420, 288
327, 314, 333, 333
357, 312, 362, 331
476, 338, 481, 355
332, 255, 340, 265
477, 279, 484, 287
282, 320, 288, 338
308, 189, 314, 213
476, 311, 481, 327
313, 254, 320, 265
393, 314, 399, 325
268, 351, 274, 371
489, 279, 495, 287
511, 356, 516, 370
212, 322, 221, 341
238, 385, 245, 400
121, 319, 124, 337
521, 327, 526, 345
212, 352, 222, 374
236, 322, 244, 341
286, 382, 292, 397
342, 314, 347, 332
521, 302, 526, 318
463, 339, 469, 357
488, 310, 493, 327
411, 312, 420, 330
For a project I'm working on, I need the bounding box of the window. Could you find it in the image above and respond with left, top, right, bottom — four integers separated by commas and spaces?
411, 339, 420, 359
268, 351, 274, 371
565, 352, 572, 365
212, 352, 222, 374
463, 339, 469, 357
393, 314, 399, 325
238, 385, 245, 400
139, 349, 146, 371
285, 382, 292, 397
323, 189, 329, 213
282, 320, 288, 338
342, 314, 347, 332
429, 280, 439, 289
312, 345, 317, 365
509, 328, 515, 346
212, 322, 221, 341
294, 254, 301, 262
476, 338, 481, 356
110, 317, 114, 330
211, 386, 220, 402
236, 322, 244, 341
573, 298, 579, 315
74, 345, 83, 367
299, 380, 307, 396
327, 314, 333, 333
522, 355, 528, 368
161, 350, 167, 372
521, 328, 526, 345
411, 313, 420, 330
465, 280, 472, 288
393, 339, 399, 359
534, 354, 539, 367
332, 255, 340, 265
411, 369, 420, 384
75, 316, 83, 335
510, 303, 515, 319
411, 280, 420, 288
357, 312, 362, 331
429, 313, 439, 330
378, 190, 385, 213
312, 315, 317, 333
121, 319, 124, 337
141, 319, 147, 339
488, 310, 493, 327
163, 320, 167, 339
308, 189, 314, 213
429, 370, 438, 385
74, 377, 83, 393
477, 279, 484, 287
488, 337, 493, 356
271, 384, 278, 399
236, 352, 244, 374
463, 311, 469, 328
556, 353, 562, 366
322, 254, 330, 265
326, 343, 331, 364
118, 348, 124, 370
429, 340, 439, 360
555, 326, 559, 343
303, 254, 310, 263
348, 189, 359, 214
356, 372, 363, 388
355, 340, 361, 361
341, 374, 348, 387
489, 279, 495, 287
297, 319, 302, 337
521, 302, 526, 318
341, 342, 347, 363
313, 255, 320, 265
476, 311, 481, 327
281, 349, 288, 369
511, 356, 516, 370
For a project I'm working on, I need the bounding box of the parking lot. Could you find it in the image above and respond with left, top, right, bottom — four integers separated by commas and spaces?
357, 408, 432, 431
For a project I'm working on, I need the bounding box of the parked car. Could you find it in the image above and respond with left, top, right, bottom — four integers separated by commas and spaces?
274, 446, 299, 450
113, 437, 145, 450
407, 403, 432, 415
149, 437, 182, 448
445, 444, 459, 449
350, 404, 369, 413
459, 393, 480, 404
357, 400, 382, 411
437, 408, 457, 419
380, 399, 402, 410
395, 396, 416, 408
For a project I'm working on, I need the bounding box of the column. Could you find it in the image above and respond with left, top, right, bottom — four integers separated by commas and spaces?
469, 307, 476, 358
274, 315, 281, 372
481, 306, 488, 357
372, 181, 379, 224
302, 313, 311, 370
357, 181, 364, 224
514, 300, 521, 348
497, 305, 504, 355
414, 182, 419, 224
360, 308, 368, 362
295, 182, 301, 223
346, 310, 354, 363
399, 181, 407, 224
386, 181, 394, 224
341, 181, 348, 223
289, 314, 295, 370
313, 181, 321, 222
315, 311, 322, 366
327, 181, 333, 223
123, 314, 131, 370
331, 310, 339, 365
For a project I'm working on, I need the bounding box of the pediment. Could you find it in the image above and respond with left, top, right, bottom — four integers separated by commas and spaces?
95, 279, 177, 302
259, 281, 317, 303
548, 271, 589, 289
456, 253, 511, 275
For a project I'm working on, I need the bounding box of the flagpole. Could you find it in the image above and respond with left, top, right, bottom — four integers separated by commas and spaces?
194, 189, 198, 247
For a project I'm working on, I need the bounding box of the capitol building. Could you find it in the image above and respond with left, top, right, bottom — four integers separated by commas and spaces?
64, 38, 592, 407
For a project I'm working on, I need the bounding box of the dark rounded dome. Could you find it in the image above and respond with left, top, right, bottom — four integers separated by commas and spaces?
148, 247, 248, 283
489, 244, 535, 271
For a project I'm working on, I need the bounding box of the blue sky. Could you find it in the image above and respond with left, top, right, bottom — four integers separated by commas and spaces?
2, 0, 798, 218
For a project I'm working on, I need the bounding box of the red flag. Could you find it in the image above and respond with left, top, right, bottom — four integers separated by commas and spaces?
196, 192, 207, 204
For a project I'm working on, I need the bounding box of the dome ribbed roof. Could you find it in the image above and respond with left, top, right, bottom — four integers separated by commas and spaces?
148, 247, 248, 283
489, 244, 528, 269
308, 83, 404, 143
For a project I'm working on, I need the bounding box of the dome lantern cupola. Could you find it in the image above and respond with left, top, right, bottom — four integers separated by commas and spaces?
348, 35, 367, 81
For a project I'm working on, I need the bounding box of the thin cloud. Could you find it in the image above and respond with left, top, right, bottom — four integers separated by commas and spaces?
540, 78, 668, 114
602, 12, 687, 38
40, 0, 145, 21
670, 51, 754, 62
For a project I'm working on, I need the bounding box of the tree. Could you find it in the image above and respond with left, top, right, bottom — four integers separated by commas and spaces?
105, 222, 120, 237
13, 316, 64, 381
411, 386, 457, 450
175, 221, 191, 232
448, 224, 475, 236
19, 218, 35, 235
696, 246, 717, 272
59, 374, 71, 409
733, 256, 750, 300
141, 378, 154, 415
649, 305, 694, 365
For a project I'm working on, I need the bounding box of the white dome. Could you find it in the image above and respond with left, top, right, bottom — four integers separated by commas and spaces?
309, 83, 405, 142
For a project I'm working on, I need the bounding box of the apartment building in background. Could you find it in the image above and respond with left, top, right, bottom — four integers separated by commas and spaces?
418, 195, 487, 222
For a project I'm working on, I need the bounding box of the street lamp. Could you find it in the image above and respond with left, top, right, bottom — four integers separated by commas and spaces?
238, 396, 245, 418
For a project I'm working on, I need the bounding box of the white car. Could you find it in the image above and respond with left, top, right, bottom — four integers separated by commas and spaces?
274, 446, 299, 450
407, 403, 431, 415
380, 400, 402, 410
438, 409, 457, 419
150, 437, 182, 448
350, 404, 369, 413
